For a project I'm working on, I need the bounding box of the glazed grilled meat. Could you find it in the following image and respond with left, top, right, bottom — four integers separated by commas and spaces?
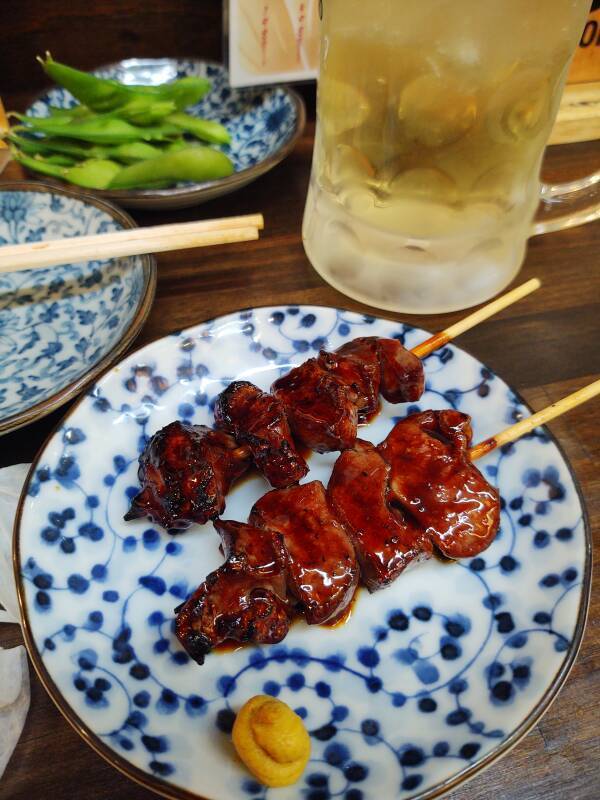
175, 520, 290, 664
124, 421, 251, 531
272, 358, 359, 452
214, 380, 308, 488
250, 481, 359, 624
174, 409, 501, 664
334, 336, 424, 408
272, 337, 425, 451
328, 439, 431, 591
374, 337, 424, 403
378, 410, 500, 558
319, 338, 381, 421
217, 518, 287, 575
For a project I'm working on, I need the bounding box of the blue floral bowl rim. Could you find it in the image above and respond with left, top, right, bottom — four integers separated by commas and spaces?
0, 180, 157, 436
12, 304, 593, 800
24, 58, 307, 210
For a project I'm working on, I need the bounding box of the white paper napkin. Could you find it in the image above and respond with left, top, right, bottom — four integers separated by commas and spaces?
0, 645, 30, 777
0, 463, 32, 779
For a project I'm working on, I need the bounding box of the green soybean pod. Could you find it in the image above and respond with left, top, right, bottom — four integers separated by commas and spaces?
114, 97, 176, 127
40, 55, 128, 112
14, 113, 180, 144
7, 133, 100, 160
108, 141, 166, 163
39, 54, 211, 112
108, 146, 234, 189
167, 112, 231, 144
12, 149, 122, 189
42, 153, 78, 166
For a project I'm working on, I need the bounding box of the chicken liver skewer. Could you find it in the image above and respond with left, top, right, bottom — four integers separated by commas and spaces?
128, 280, 541, 529
273, 279, 540, 452
214, 380, 308, 487
124, 422, 251, 532
377, 410, 500, 559
250, 481, 359, 625
175, 376, 600, 664
175, 482, 359, 665
175, 519, 290, 665
328, 439, 431, 591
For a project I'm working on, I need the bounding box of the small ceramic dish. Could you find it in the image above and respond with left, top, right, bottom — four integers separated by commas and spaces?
15, 305, 590, 799
0, 181, 156, 435
25, 59, 306, 210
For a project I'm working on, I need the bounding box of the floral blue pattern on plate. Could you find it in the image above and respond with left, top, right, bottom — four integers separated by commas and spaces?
26, 59, 305, 210
0, 182, 155, 434
15, 306, 590, 800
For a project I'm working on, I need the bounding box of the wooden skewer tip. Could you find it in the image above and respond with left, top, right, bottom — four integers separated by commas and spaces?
412, 277, 541, 360
470, 377, 600, 460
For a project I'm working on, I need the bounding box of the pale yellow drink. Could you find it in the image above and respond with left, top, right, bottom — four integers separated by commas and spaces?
302, 0, 590, 313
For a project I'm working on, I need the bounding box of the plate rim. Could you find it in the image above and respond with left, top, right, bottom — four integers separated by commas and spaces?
0, 179, 157, 436
12, 303, 593, 800
24, 58, 307, 208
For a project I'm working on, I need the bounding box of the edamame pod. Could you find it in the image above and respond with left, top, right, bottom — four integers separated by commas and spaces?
12, 149, 122, 189
7, 134, 166, 164
167, 112, 231, 145
113, 97, 176, 126
13, 113, 180, 144
108, 146, 234, 189
8, 133, 98, 160
39, 54, 211, 112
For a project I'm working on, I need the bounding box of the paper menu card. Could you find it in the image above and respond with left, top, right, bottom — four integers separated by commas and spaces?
568, 3, 600, 83
226, 0, 319, 87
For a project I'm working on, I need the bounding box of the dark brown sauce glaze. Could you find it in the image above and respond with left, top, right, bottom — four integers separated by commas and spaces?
230, 466, 263, 491
124, 421, 251, 531
328, 440, 430, 591
358, 398, 382, 425
214, 587, 361, 652
296, 443, 312, 463
431, 548, 457, 565
214, 380, 308, 488
213, 638, 245, 655
324, 587, 361, 628
175, 520, 291, 665
272, 359, 359, 452
250, 481, 359, 625
378, 410, 500, 559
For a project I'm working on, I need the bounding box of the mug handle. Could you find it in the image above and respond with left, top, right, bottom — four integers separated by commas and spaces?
532, 171, 600, 235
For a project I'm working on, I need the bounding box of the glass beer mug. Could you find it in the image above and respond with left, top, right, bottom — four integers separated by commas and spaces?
302, 0, 599, 313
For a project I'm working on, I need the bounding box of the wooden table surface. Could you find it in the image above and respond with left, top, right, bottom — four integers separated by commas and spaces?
0, 122, 599, 800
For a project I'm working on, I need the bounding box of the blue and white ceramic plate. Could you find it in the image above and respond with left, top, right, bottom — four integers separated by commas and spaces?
15, 306, 590, 800
0, 181, 156, 435
26, 59, 305, 210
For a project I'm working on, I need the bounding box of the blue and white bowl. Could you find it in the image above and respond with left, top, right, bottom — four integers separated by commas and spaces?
26, 59, 306, 209
0, 181, 156, 434
15, 306, 590, 799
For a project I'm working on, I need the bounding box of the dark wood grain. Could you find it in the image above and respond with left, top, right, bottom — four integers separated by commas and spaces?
1, 20, 599, 799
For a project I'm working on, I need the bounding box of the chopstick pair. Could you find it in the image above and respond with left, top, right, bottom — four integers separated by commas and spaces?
0, 213, 265, 273
403, 277, 600, 458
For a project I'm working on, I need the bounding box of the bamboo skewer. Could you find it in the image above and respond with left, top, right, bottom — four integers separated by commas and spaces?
411, 278, 541, 359
0, 213, 264, 272
470, 378, 600, 461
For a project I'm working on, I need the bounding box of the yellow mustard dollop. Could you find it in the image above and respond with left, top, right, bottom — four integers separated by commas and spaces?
232, 695, 311, 787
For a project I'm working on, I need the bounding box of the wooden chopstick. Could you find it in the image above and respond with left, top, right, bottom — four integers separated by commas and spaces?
470, 378, 600, 460
0, 213, 264, 272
